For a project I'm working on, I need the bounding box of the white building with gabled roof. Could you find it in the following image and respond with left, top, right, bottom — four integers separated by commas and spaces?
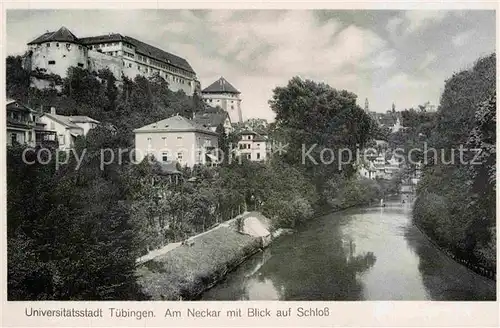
133, 114, 219, 167
37, 107, 99, 150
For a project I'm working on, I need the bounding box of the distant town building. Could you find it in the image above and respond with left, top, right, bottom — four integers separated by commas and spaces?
24, 26, 200, 95
133, 114, 219, 167
358, 160, 376, 179
201, 77, 243, 124
38, 107, 99, 150
359, 151, 402, 180
236, 129, 269, 162
391, 117, 403, 133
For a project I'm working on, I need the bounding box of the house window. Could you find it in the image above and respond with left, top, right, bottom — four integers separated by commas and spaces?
10, 133, 17, 145
56, 43, 59, 47
162, 136, 167, 146
78, 46, 82, 50
161, 152, 168, 162
46, 43, 50, 47
147, 137, 152, 146
48, 60, 56, 65
58, 134, 65, 145
247, 154, 251, 159
257, 153, 261, 160
77, 63, 84, 67
177, 152, 183, 160
231, 106, 234, 109
28, 132, 33, 142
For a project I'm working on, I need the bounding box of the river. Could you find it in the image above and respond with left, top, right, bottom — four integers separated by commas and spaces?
201, 200, 496, 300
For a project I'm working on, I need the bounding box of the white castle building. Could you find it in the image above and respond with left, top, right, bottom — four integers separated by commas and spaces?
202, 77, 243, 123
23, 27, 200, 95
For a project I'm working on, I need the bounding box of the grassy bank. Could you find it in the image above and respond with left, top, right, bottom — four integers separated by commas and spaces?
136, 224, 262, 300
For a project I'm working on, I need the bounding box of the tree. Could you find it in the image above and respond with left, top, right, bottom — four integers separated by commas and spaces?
6, 55, 31, 100
269, 76, 376, 193
413, 53, 496, 270
215, 124, 229, 164
243, 118, 269, 133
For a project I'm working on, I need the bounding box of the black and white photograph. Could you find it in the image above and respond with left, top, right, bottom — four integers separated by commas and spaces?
4, 8, 496, 305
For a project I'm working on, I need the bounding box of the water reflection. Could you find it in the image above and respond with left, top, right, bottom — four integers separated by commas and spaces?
201, 202, 495, 301
404, 226, 496, 301
202, 213, 377, 300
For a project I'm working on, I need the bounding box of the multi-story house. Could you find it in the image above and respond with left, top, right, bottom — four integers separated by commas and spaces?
201, 77, 243, 124
6, 99, 37, 147
236, 129, 269, 162
134, 114, 219, 167
24, 26, 200, 95
37, 107, 99, 150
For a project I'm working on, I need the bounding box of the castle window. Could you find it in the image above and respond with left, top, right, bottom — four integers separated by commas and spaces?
161, 152, 168, 162
48, 60, 56, 65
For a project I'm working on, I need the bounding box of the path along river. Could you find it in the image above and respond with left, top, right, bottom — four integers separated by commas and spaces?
201, 200, 496, 300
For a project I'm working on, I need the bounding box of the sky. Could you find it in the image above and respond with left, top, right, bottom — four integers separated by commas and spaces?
6, 9, 496, 121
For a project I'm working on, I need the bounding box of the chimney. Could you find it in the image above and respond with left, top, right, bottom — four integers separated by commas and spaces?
50, 107, 56, 115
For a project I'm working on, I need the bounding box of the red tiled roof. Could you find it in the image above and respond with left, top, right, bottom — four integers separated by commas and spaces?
202, 77, 240, 94
193, 112, 228, 128
133, 114, 217, 135
80, 34, 195, 73
28, 27, 195, 74
28, 26, 79, 45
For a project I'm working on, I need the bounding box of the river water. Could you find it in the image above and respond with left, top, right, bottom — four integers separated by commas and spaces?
201, 200, 496, 301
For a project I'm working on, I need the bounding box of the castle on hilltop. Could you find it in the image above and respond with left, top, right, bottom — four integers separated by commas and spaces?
23, 26, 200, 96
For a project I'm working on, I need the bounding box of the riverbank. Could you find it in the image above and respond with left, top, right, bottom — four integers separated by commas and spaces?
136, 197, 392, 300
136, 212, 271, 300
412, 218, 496, 281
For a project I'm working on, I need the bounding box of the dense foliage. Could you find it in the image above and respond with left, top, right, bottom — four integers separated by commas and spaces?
412, 54, 496, 270
6, 61, 386, 300
269, 77, 377, 198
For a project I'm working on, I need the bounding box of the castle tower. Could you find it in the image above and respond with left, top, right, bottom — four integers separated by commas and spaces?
201, 77, 243, 123
26, 26, 88, 78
